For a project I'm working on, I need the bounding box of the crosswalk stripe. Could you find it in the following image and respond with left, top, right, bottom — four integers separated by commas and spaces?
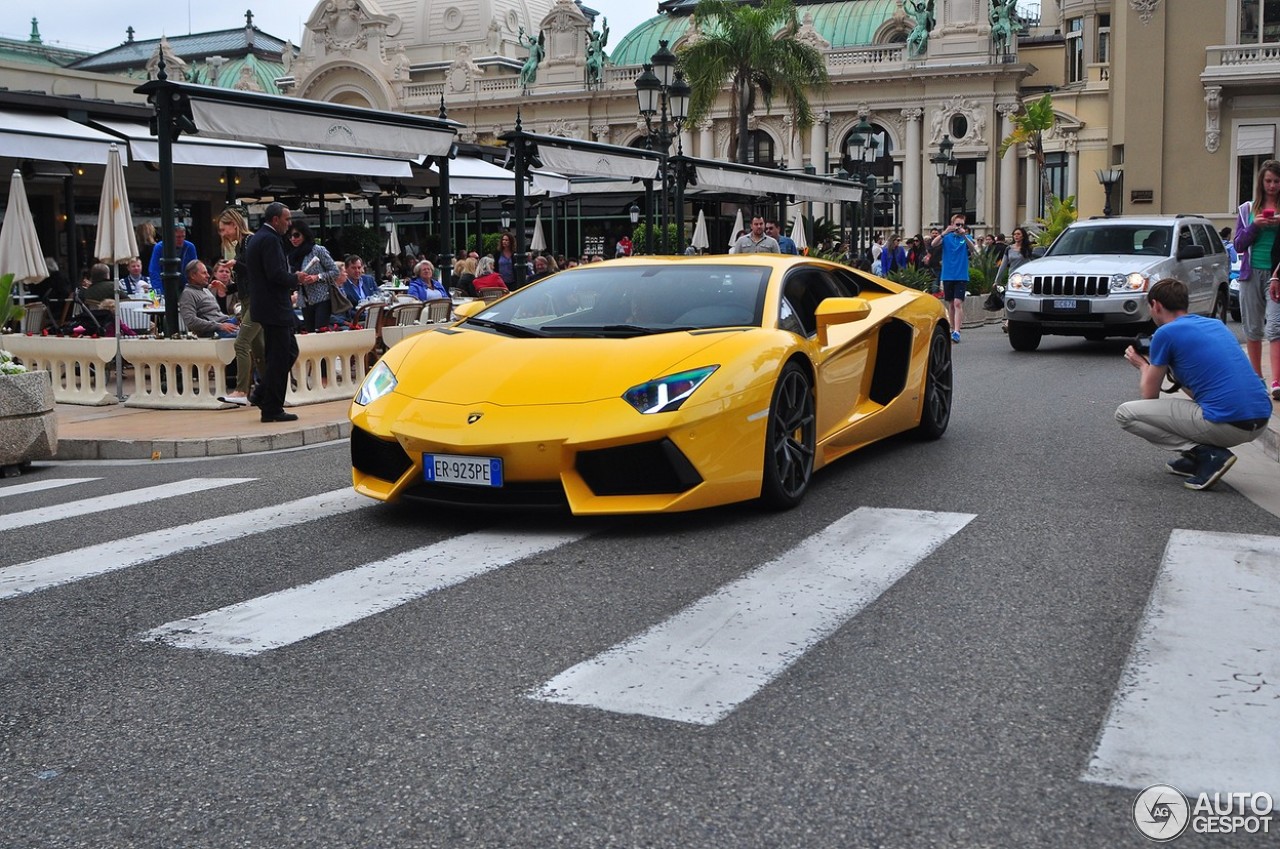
532, 507, 975, 725
0, 478, 255, 533
147, 528, 589, 656
1082, 529, 1280, 797
0, 488, 368, 601
0, 478, 101, 499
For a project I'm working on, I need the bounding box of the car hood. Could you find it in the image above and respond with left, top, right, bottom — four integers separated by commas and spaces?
1017, 254, 1167, 275
390, 325, 747, 405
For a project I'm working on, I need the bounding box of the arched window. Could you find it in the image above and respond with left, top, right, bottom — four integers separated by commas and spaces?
838, 122, 894, 175
730, 130, 777, 167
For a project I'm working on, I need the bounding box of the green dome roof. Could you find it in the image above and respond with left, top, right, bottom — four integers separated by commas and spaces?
609, 0, 901, 67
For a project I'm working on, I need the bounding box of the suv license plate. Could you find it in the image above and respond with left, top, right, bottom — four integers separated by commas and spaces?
424, 454, 503, 487
1053, 299, 1077, 309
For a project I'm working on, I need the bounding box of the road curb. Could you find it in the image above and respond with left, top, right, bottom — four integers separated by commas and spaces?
54, 421, 351, 460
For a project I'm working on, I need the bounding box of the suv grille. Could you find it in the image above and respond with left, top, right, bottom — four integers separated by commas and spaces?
1031, 275, 1111, 297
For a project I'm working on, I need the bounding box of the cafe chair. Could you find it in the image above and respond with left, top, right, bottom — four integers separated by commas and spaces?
20, 303, 48, 333
390, 302, 424, 325
425, 299, 452, 323
476, 287, 506, 303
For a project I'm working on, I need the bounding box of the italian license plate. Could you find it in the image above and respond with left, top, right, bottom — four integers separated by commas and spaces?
424, 453, 503, 487
1053, 299, 1078, 310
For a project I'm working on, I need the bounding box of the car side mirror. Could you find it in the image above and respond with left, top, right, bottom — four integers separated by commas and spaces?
1031, 246, 1046, 258
453, 299, 487, 318
1176, 244, 1205, 260
815, 297, 872, 345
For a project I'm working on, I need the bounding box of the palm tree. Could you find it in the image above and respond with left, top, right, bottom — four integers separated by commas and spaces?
679, 0, 829, 164
997, 92, 1056, 215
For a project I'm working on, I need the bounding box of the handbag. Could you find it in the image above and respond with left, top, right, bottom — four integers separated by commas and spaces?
330, 283, 354, 314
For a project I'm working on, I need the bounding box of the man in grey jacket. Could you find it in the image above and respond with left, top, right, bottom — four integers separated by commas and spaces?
177, 260, 238, 338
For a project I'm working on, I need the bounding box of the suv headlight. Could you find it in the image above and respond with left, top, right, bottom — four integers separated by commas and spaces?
355, 360, 398, 405
1110, 272, 1151, 293
1007, 272, 1033, 292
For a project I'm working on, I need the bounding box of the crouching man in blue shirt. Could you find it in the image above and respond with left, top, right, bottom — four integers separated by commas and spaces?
1116, 278, 1273, 490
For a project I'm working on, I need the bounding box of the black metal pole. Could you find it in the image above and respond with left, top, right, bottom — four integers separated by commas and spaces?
511, 115, 527, 289
673, 156, 686, 254
151, 61, 181, 338
437, 155, 453, 286
643, 179, 655, 254
62, 173, 77, 284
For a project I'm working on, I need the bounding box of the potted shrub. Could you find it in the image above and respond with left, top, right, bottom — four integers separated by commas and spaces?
0, 347, 58, 474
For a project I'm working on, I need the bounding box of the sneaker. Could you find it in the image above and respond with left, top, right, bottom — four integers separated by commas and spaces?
1166, 452, 1197, 477
951, 330, 961, 343
1271, 380, 1280, 401
1183, 445, 1236, 491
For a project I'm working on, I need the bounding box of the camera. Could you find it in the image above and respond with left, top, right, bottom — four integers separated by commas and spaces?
1133, 334, 1152, 356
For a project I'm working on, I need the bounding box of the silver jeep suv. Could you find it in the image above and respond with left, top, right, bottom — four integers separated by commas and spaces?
1003, 215, 1231, 351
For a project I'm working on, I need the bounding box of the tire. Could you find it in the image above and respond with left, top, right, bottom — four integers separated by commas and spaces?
1008, 321, 1042, 352
1231, 309, 1241, 322
1211, 285, 1229, 322
760, 361, 816, 510
912, 324, 952, 440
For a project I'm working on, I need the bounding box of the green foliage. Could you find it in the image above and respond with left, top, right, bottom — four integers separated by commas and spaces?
631, 222, 681, 255
885, 266, 936, 292
330, 225, 384, 266
467, 233, 503, 256
967, 250, 1001, 294
0, 273, 25, 328
0, 347, 27, 375
997, 93, 1055, 160
1034, 194, 1078, 247
680, 0, 829, 163
809, 215, 840, 248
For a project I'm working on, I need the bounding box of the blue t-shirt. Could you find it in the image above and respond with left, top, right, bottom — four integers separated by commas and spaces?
940, 232, 972, 282
1149, 314, 1272, 422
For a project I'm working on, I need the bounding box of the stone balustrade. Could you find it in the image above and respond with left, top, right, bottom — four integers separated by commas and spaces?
0, 334, 119, 406
125, 338, 237, 410
287, 328, 377, 407
380, 324, 436, 349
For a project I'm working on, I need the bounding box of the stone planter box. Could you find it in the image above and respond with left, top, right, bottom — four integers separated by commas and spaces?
287, 328, 377, 407
0, 370, 58, 473
1, 333, 118, 406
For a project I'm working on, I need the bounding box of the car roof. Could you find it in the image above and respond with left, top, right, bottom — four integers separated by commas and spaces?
1069, 215, 1213, 228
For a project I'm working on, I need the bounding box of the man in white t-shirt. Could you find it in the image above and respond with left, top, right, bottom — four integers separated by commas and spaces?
732, 216, 780, 254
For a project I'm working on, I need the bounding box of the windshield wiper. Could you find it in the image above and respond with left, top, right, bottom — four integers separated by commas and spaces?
464, 317, 545, 337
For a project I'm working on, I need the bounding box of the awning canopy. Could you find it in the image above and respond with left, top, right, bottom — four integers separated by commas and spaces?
164, 81, 456, 159
429, 156, 515, 196
92, 119, 268, 169
0, 111, 130, 166
534, 143, 661, 181
282, 147, 414, 178
680, 157, 863, 203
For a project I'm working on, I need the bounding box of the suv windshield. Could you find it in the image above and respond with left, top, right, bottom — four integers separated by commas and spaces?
1047, 225, 1173, 258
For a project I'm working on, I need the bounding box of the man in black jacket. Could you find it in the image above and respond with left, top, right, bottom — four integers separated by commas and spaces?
244, 203, 315, 423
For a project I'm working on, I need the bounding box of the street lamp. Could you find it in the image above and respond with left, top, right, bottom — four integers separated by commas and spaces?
1095, 167, 1122, 218
629, 202, 641, 225
847, 116, 881, 257
635, 40, 691, 253
931, 133, 957, 223
500, 206, 511, 231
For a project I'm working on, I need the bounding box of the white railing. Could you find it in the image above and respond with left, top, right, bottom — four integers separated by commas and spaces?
380, 324, 436, 349
402, 82, 445, 100
287, 328, 377, 407
1205, 42, 1280, 66
124, 338, 237, 410
828, 45, 907, 67
1, 334, 119, 406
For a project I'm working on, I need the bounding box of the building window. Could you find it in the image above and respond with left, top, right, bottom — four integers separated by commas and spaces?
1043, 152, 1068, 214
1236, 124, 1277, 205
1097, 14, 1111, 63
1066, 18, 1085, 83
1240, 0, 1280, 43
729, 130, 777, 167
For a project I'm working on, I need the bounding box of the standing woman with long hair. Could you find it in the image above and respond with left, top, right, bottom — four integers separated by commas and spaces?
1233, 160, 1280, 390
287, 220, 341, 331
997, 226, 1031, 284
216, 207, 265, 406
494, 232, 516, 288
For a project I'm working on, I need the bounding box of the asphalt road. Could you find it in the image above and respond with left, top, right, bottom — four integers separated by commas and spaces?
2, 321, 1277, 848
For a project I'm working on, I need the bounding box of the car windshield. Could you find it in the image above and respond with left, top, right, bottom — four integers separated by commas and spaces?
463, 263, 771, 337
1047, 225, 1173, 257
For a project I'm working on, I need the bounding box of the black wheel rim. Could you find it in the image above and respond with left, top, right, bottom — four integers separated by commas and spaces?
924, 330, 953, 429
771, 370, 815, 499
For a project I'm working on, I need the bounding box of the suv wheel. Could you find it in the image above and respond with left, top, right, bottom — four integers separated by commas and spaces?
1008, 322, 1042, 352
1211, 285, 1229, 322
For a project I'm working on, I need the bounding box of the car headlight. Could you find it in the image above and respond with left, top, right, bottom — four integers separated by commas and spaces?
1110, 272, 1151, 293
1007, 272, 1032, 292
355, 360, 397, 406
623, 366, 718, 414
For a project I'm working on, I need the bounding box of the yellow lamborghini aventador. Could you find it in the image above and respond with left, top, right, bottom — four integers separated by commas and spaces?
349, 255, 951, 514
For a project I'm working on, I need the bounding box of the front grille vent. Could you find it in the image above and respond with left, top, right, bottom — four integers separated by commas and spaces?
351, 426, 413, 483
1030, 275, 1111, 297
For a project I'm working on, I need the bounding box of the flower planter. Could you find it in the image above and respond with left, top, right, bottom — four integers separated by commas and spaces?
287, 328, 377, 407
0, 334, 119, 405
0, 370, 58, 474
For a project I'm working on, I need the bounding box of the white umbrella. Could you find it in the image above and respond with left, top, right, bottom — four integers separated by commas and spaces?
0, 169, 49, 306
529, 212, 546, 252
94, 144, 138, 400
727, 208, 744, 252
789, 216, 808, 253
691, 209, 709, 252
385, 222, 401, 257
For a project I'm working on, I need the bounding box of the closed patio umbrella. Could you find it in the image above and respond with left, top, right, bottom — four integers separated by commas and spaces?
529, 212, 546, 252
727, 208, 744, 252
94, 144, 138, 400
385, 222, 401, 258
789, 216, 808, 253
690, 209, 709, 252
0, 169, 49, 307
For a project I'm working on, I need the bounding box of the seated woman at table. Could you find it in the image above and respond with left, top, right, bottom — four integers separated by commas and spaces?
452, 256, 477, 296
472, 256, 508, 294
406, 260, 449, 301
